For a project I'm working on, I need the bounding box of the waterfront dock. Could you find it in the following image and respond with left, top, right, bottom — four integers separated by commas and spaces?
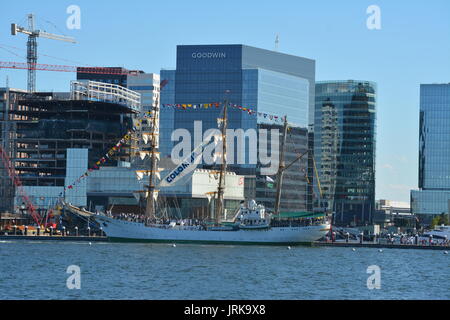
313, 241, 449, 251
1, 235, 448, 249
0, 234, 108, 242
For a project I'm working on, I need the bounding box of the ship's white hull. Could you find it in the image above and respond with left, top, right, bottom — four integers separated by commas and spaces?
95, 215, 330, 245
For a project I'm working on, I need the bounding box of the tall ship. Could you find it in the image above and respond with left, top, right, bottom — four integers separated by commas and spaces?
63, 96, 331, 245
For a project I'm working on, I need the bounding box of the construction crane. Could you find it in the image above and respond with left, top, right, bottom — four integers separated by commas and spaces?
0, 145, 43, 226
11, 13, 76, 93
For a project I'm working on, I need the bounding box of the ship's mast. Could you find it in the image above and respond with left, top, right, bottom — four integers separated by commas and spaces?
274, 116, 288, 218
214, 93, 229, 225
145, 98, 160, 220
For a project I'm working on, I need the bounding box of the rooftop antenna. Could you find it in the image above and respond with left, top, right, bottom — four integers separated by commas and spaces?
6, 75, 9, 88
275, 34, 279, 52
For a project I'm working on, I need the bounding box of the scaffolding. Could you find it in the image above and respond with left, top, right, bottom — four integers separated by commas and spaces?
70, 80, 141, 112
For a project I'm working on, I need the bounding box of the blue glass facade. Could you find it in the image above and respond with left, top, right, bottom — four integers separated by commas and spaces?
160, 70, 176, 159
315, 81, 377, 226
411, 84, 450, 219
160, 44, 315, 211
257, 69, 309, 128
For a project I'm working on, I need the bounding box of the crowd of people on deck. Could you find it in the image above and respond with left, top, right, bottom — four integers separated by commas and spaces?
106, 212, 207, 228
270, 218, 325, 228
105, 212, 326, 229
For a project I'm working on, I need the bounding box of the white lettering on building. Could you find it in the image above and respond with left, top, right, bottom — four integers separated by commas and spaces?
191, 52, 227, 59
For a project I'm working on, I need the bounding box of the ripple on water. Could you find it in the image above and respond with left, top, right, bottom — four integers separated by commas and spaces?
1, 243, 449, 300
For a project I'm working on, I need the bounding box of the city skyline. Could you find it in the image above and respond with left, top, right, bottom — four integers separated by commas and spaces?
1, 0, 450, 202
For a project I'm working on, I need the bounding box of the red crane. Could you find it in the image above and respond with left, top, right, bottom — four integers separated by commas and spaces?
0, 60, 166, 224
0, 145, 43, 226
0, 60, 134, 225
0, 60, 140, 75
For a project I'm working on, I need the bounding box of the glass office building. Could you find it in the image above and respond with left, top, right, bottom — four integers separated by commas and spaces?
411, 84, 450, 223
314, 81, 376, 226
160, 44, 315, 213
255, 123, 309, 211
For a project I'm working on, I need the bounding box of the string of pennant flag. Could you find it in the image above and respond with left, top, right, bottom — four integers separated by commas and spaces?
59, 79, 170, 195
62, 106, 164, 193
162, 103, 286, 122
62, 125, 143, 194
62, 100, 285, 193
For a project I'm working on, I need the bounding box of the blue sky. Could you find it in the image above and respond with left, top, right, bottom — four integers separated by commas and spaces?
1, 0, 449, 203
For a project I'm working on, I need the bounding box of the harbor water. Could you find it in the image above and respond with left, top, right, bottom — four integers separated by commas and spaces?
0, 241, 448, 300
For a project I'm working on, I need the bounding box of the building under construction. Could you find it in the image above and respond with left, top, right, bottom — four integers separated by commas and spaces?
0, 87, 29, 212
0, 81, 140, 213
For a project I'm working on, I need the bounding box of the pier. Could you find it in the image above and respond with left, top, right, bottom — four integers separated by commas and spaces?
313, 241, 449, 251
0, 234, 108, 242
